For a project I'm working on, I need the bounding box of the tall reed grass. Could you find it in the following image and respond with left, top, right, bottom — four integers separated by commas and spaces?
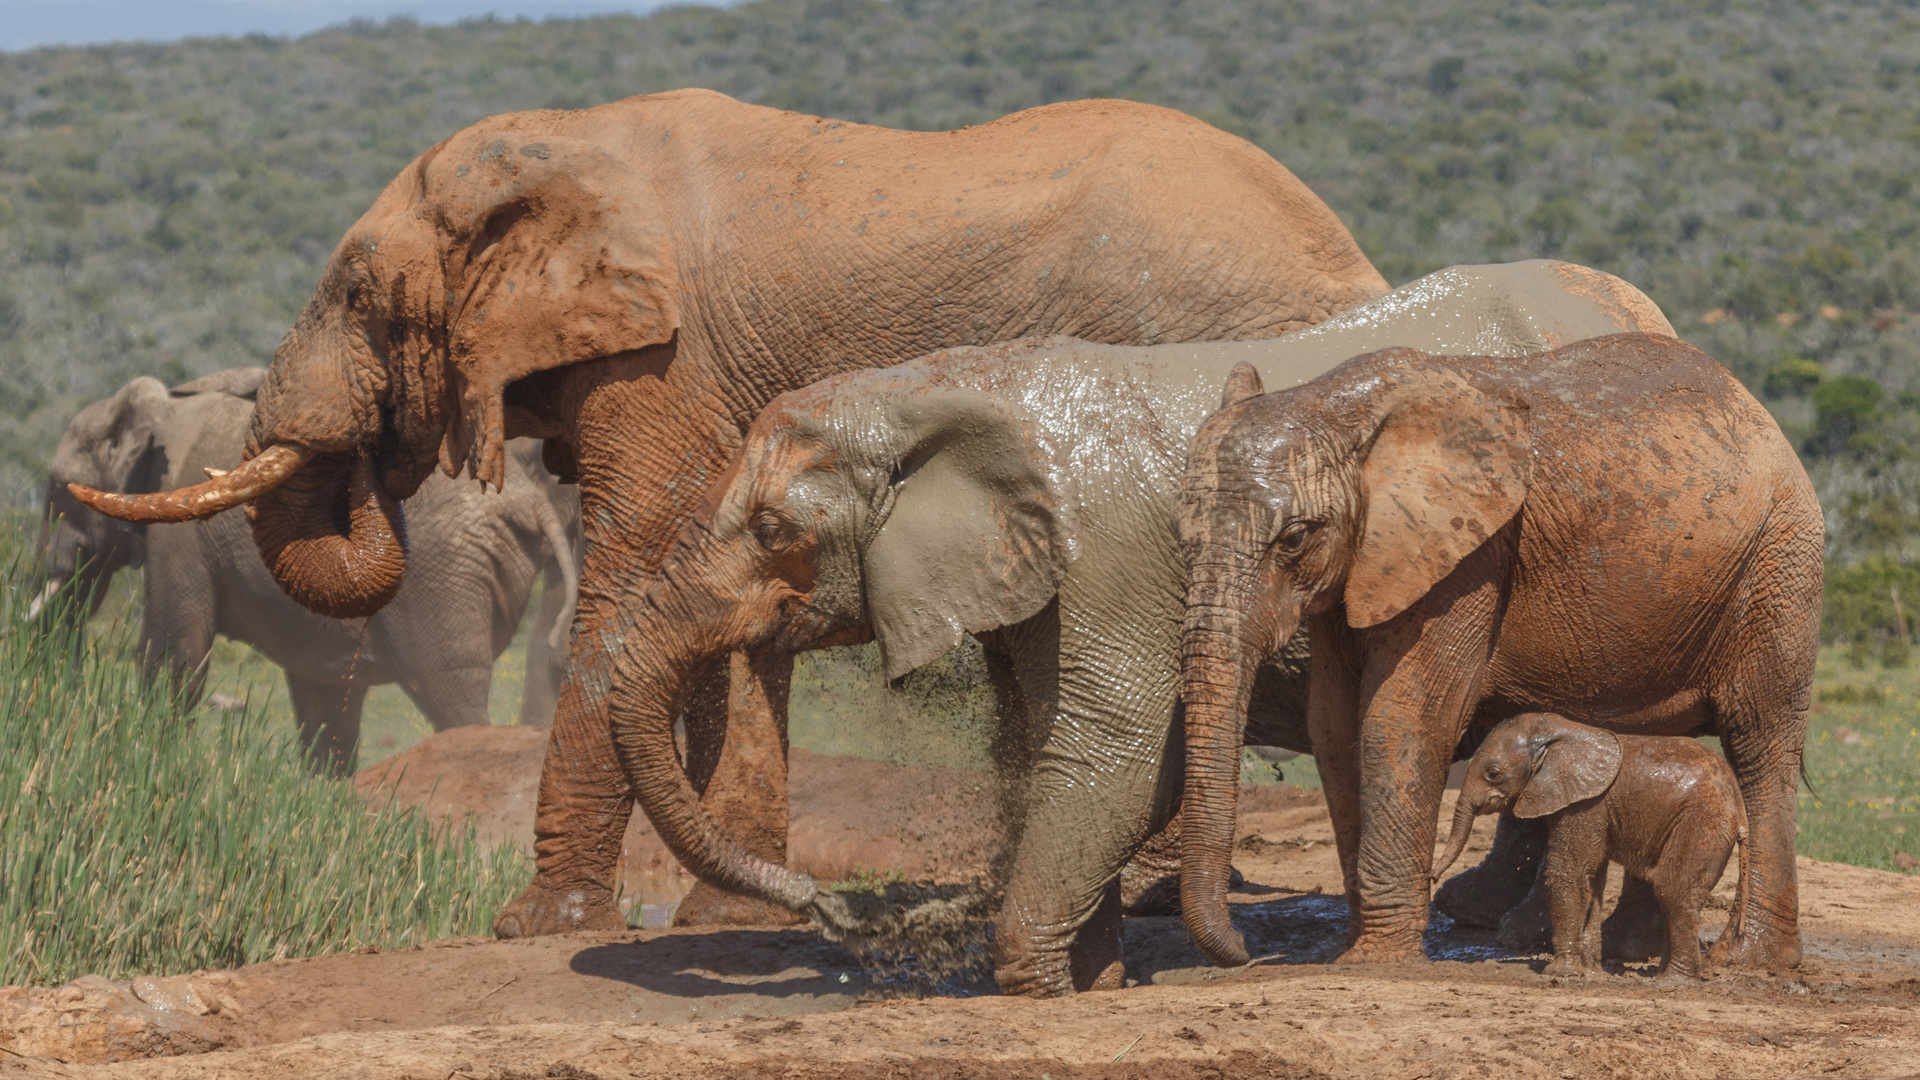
0, 536, 530, 987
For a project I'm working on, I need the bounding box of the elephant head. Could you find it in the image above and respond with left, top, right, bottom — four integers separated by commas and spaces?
65, 117, 683, 618
605, 365, 1068, 913
1174, 351, 1533, 964
37, 376, 177, 627
1433, 713, 1622, 881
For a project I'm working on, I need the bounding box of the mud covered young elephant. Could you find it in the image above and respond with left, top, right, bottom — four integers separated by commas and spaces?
597, 260, 1677, 997
1433, 713, 1749, 979
1175, 334, 1822, 973
42, 369, 579, 773
69, 89, 1393, 933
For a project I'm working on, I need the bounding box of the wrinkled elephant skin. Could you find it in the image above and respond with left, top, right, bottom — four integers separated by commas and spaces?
41, 370, 578, 773
1176, 333, 1821, 971
76, 89, 1398, 936
1435, 713, 1749, 979
600, 261, 1681, 997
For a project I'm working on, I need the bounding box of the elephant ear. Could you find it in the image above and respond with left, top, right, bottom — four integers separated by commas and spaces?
1513, 715, 1621, 818
426, 132, 680, 490
855, 387, 1069, 680
1343, 362, 1532, 628
90, 377, 174, 496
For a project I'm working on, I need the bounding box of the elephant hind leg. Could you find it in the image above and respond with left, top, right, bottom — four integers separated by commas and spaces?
1068, 878, 1125, 992
287, 672, 368, 777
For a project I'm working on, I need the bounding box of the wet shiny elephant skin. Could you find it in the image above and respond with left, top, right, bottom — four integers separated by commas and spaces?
1176, 334, 1821, 974
42, 370, 578, 774
1434, 713, 1748, 979
600, 260, 1678, 998
68, 89, 1395, 936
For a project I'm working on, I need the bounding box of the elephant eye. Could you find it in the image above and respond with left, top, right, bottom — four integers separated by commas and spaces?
1275, 520, 1319, 554
751, 512, 792, 553
1484, 765, 1502, 780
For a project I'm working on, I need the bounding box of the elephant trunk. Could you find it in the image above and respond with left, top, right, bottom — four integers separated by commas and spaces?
247, 449, 409, 619
1433, 777, 1490, 883
1178, 551, 1268, 968
607, 560, 821, 914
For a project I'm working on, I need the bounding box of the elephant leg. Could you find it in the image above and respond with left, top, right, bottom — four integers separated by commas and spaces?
1069, 878, 1125, 992
517, 576, 572, 727
287, 672, 368, 777
1600, 874, 1667, 962
671, 649, 804, 928
1304, 619, 1366, 935
990, 606, 1171, 998
498, 356, 787, 938
1435, 814, 1548, 930
397, 659, 492, 732
1337, 548, 1506, 964
1494, 869, 1554, 953
978, 639, 1043, 891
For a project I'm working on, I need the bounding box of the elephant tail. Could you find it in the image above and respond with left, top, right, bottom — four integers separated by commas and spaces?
532, 496, 580, 651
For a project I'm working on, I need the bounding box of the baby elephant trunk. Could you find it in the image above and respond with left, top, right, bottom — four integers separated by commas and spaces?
1433, 786, 1486, 883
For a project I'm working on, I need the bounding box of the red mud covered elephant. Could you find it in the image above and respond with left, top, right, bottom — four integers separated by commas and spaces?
74, 88, 1389, 934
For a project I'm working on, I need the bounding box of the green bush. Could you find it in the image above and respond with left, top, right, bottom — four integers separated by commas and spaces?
0, 529, 529, 986
1822, 557, 1920, 650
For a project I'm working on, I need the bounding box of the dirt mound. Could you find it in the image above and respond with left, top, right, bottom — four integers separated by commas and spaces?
354, 727, 1003, 922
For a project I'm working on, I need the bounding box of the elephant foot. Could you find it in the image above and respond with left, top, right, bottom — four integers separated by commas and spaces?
1494, 886, 1552, 953
1543, 952, 1598, 978
1432, 815, 1547, 929
1600, 878, 1665, 962
1706, 922, 1802, 971
493, 879, 627, 939
1334, 929, 1426, 965
671, 881, 808, 928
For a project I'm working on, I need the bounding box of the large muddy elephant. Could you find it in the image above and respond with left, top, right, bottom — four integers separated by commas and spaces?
42, 369, 579, 774
70, 89, 1392, 933
1175, 334, 1821, 972
597, 260, 1678, 997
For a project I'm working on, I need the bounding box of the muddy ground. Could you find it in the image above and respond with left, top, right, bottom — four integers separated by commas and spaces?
5, 727, 1920, 1079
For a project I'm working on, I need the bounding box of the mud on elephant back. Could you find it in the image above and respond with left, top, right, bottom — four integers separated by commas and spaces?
69, 89, 1394, 935
1175, 332, 1821, 973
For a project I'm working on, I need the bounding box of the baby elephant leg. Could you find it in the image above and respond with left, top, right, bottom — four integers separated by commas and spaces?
1542, 818, 1607, 977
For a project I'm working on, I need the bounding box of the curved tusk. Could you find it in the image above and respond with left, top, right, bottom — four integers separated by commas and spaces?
70, 444, 316, 524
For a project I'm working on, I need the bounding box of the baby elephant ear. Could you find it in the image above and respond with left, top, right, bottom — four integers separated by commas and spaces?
1344, 363, 1532, 628
859, 387, 1068, 680
1513, 715, 1622, 819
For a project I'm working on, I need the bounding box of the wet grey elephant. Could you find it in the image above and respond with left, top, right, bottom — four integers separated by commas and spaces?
39, 369, 580, 773
597, 259, 1676, 997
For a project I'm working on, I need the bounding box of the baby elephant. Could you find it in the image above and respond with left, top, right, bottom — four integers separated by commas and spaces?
1434, 713, 1747, 978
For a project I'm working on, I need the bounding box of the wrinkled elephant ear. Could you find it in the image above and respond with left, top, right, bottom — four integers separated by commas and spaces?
855, 387, 1069, 680
93, 376, 175, 495
1344, 356, 1532, 628
1513, 714, 1621, 819
425, 132, 682, 490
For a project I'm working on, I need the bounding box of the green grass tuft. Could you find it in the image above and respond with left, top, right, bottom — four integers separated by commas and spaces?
1798, 648, 1920, 874
0, 538, 530, 987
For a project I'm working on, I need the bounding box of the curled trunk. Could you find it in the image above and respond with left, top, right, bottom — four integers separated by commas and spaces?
1179, 561, 1262, 968
248, 450, 408, 619
608, 608, 820, 914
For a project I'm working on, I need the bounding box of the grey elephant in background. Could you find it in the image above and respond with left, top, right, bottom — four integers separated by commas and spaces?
598, 259, 1675, 998
40, 368, 580, 774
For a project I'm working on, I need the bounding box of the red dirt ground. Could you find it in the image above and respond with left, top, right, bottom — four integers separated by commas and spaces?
5, 726, 1920, 1079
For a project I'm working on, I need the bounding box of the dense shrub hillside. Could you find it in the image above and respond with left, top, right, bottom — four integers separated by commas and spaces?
1, 0, 1916, 624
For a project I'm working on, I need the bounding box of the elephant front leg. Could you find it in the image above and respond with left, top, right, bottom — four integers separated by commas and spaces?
671, 649, 805, 927
495, 641, 633, 938
286, 672, 369, 777
1338, 573, 1503, 964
